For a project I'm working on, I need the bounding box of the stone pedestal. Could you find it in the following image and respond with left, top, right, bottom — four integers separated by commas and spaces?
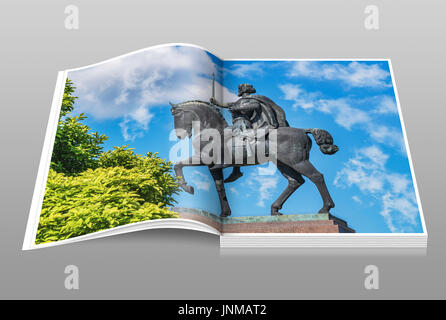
172, 207, 354, 233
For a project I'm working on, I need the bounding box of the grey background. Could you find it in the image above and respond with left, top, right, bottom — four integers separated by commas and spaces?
0, 0, 444, 299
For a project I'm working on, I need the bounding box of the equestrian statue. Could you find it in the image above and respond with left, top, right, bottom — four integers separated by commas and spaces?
169, 76, 339, 217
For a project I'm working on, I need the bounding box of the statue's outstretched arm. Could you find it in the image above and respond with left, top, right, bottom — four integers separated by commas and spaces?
210, 97, 235, 108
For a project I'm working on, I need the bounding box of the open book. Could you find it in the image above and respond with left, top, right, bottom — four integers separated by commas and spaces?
23, 43, 427, 250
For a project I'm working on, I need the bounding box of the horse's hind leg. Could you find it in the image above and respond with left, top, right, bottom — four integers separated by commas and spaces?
271, 161, 306, 216
292, 160, 335, 213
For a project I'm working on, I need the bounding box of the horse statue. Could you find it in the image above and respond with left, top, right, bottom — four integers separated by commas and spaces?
170, 99, 339, 217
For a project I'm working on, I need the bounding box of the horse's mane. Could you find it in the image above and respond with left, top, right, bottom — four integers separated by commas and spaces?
176, 100, 228, 126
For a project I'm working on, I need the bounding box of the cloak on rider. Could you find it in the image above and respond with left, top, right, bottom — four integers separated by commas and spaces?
210, 83, 289, 183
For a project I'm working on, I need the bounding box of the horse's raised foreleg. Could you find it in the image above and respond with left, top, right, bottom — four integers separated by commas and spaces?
292, 160, 335, 213
271, 161, 305, 216
174, 155, 203, 195
209, 167, 231, 217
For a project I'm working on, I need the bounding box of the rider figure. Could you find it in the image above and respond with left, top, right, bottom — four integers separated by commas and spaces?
210, 83, 280, 183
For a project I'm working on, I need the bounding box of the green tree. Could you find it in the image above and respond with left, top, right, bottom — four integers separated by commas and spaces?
97, 146, 180, 206
60, 79, 76, 118
51, 79, 108, 175
98, 145, 145, 169
36, 81, 181, 244
37, 155, 180, 244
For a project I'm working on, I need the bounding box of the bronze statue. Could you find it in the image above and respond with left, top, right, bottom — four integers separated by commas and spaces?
170, 81, 339, 217
210, 83, 288, 183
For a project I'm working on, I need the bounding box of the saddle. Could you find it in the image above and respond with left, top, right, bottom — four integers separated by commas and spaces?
226, 128, 271, 160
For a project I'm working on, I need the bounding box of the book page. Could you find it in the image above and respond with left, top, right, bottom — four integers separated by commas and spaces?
23, 44, 227, 249
23, 44, 426, 250
219, 58, 425, 236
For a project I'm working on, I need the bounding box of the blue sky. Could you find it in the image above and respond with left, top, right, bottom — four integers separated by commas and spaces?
67, 44, 423, 233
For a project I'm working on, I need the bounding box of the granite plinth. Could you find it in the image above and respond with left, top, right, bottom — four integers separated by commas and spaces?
172, 207, 355, 233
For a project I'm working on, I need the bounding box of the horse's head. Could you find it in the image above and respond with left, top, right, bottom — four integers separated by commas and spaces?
170, 100, 228, 140
170, 102, 193, 140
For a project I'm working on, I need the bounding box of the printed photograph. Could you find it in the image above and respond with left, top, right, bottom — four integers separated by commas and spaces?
33, 44, 424, 245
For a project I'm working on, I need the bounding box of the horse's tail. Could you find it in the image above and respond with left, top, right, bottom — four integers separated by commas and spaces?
304, 128, 339, 155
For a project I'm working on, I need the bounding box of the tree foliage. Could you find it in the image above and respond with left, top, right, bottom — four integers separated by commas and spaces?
37, 80, 181, 244
60, 79, 76, 118
98, 145, 146, 169
37, 160, 180, 244
51, 79, 108, 175
98, 146, 180, 206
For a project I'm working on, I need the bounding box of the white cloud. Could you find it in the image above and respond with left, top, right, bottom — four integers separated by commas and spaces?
386, 173, 411, 194
119, 106, 155, 141
248, 169, 279, 208
287, 61, 391, 88
336, 165, 384, 194
225, 63, 265, 78
256, 162, 278, 176
335, 146, 419, 232
352, 195, 362, 204
190, 170, 212, 191
279, 84, 319, 110
280, 84, 370, 130
359, 145, 389, 168
69, 45, 237, 141
318, 99, 371, 130
279, 85, 406, 151
381, 193, 418, 232
374, 96, 398, 114
367, 124, 406, 154
280, 83, 301, 101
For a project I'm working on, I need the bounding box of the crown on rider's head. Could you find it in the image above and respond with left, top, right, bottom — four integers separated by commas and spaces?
238, 83, 256, 96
